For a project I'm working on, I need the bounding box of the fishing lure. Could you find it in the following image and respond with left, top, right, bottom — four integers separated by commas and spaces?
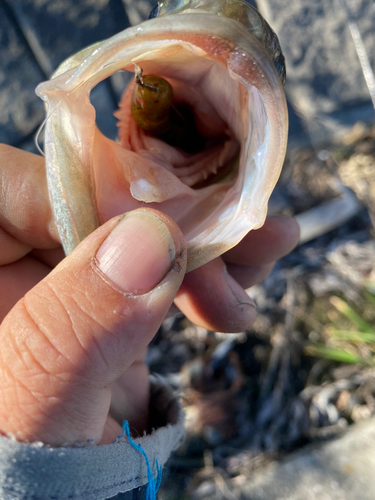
131, 66, 173, 135
130, 65, 203, 153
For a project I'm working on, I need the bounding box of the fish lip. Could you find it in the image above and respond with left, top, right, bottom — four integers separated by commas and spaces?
36, 13, 288, 272
148, 0, 286, 85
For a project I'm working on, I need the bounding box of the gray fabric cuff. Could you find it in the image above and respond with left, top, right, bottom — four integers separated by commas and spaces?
0, 376, 185, 500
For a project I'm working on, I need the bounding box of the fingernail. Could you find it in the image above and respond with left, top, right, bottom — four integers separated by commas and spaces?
96, 211, 176, 294
223, 267, 258, 312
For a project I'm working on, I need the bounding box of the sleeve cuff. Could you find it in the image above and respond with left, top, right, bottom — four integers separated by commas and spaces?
0, 376, 185, 500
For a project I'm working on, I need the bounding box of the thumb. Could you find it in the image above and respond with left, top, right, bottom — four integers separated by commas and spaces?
0, 209, 186, 445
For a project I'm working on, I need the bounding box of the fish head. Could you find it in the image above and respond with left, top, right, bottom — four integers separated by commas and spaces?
36, 1, 288, 272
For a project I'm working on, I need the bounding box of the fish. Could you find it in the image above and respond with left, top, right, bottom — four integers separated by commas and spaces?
36, 0, 288, 272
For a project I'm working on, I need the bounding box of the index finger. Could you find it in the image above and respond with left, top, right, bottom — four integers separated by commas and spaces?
0, 145, 60, 264
223, 215, 300, 266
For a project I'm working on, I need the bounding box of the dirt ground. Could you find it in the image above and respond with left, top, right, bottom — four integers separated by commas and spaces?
154, 124, 375, 500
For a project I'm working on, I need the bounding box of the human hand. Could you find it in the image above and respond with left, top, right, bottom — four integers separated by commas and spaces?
0, 145, 299, 446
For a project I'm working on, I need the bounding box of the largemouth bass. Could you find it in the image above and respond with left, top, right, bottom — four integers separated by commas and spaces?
36, 0, 288, 272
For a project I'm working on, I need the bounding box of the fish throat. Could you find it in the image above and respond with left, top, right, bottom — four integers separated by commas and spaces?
115, 52, 241, 191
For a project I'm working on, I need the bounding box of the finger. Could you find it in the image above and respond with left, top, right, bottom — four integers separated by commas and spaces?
0, 227, 32, 266
175, 256, 257, 333
0, 256, 51, 323
227, 262, 274, 290
0, 208, 187, 445
101, 356, 150, 444
223, 215, 300, 266
0, 145, 59, 259
108, 357, 149, 440
30, 247, 66, 269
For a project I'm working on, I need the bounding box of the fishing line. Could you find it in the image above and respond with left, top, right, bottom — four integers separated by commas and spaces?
34, 99, 63, 157
35, 63, 118, 157
34, 76, 90, 156
35, 121, 46, 157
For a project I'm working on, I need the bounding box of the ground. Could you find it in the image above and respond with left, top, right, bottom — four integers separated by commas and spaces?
151, 124, 375, 499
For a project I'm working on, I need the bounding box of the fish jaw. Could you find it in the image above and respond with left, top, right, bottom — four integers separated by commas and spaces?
36, 13, 288, 272
151, 0, 286, 85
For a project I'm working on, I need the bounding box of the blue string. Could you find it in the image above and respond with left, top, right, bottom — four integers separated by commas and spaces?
121, 421, 162, 500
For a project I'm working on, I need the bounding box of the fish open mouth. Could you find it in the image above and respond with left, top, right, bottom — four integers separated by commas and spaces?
36, 13, 288, 270
115, 59, 241, 191
91, 36, 273, 251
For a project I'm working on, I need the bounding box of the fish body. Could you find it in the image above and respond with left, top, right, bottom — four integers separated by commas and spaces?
36, 0, 288, 271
